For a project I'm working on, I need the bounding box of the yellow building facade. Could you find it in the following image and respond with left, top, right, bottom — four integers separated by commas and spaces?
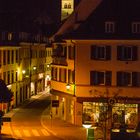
51, 39, 140, 131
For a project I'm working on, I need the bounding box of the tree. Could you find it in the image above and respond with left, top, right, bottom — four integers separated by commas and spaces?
0, 79, 13, 102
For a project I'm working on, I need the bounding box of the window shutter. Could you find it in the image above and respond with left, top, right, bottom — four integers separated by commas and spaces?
90, 71, 98, 85
105, 71, 112, 85
132, 46, 138, 61
132, 72, 140, 86
132, 72, 137, 86
106, 46, 111, 60
91, 45, 96, 59
117, 46, 123, 60
117, 72, 123, 86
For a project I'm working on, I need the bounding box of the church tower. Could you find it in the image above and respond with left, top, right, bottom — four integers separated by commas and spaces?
61, 0, 74, 21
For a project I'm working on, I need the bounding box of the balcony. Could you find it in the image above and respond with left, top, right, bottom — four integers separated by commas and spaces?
52, 56, 67, 66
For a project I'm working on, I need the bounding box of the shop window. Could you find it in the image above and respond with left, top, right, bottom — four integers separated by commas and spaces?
117, 46, 137, 61
64, 3, 67, 8
90, 71, 112, 86
91, 45, 111, 60
83, 102, 108, 125
68, 3, 71, 8
112, 103, 138, 129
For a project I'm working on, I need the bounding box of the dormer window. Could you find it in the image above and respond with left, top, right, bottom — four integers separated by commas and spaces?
132, 22, 140, 33
8, 32, 12, 41
105, 22, 115, 33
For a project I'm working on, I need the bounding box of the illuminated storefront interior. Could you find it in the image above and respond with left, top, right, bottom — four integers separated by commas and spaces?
83, 102, 138, 129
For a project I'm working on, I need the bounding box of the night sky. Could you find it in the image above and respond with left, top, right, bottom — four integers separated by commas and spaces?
0, 0, 61, 23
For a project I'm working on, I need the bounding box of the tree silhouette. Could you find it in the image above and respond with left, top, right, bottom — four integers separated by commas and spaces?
0, 79, 13, 102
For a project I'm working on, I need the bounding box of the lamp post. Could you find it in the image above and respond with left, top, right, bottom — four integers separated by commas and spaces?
82, 123, 92, 140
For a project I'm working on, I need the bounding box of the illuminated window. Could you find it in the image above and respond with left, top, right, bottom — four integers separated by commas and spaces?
105, 22, 115, 33
64, 3, 67, 8
91, 45, 111, 60
8, 33, 12, 40
117, 46, 137, 61
132, 22, 140, 33
90, 71, 112, 85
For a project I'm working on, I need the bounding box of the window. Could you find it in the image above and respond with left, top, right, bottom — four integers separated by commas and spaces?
11, 70, 14, 83
7, 50, 10, 64
11, 50, 14, 64
117, 72, 140, 86
3, 72, 6, 83
132, 22, 140, 33
3, 50, 6, 65
68, 45, 75, 60
16, 71, 18, 81
105, 22, 115, 33
90, 71, 112, 86
91, 45, 111, 60
51, 67, 57, 81
59, 68, 66, 82
117, 46, 137, 61
7, 71, 10, 84
16, 50, 19, 63
2, 32, 6, 41
8, 33, 12, 40
68, 69, 74, 83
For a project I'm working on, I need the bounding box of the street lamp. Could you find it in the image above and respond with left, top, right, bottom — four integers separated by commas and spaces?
66, 83, 71, 91
22, 70, 26, 74
82, 123, 93, 140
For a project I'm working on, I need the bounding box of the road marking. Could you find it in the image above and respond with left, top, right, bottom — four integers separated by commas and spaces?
41, 129, 50, 136
32, 129, 40, 136
23, 129, 31, 137
14, 130, 22, 137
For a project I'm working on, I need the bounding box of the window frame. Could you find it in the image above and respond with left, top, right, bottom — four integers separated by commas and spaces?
105, 21, 115, 33
132, 22, 140, 33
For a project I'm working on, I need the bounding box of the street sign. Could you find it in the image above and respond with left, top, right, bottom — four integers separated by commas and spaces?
52, 100, 59, 107
2, 117, 11, 122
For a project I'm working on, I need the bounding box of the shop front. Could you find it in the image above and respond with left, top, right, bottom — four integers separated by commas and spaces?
83, 102, 138, 130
